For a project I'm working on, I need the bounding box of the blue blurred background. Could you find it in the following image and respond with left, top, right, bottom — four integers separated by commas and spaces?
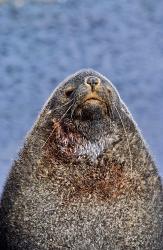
0, 0, 163, 193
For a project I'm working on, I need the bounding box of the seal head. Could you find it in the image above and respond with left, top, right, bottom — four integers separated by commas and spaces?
41, 69, 128, 162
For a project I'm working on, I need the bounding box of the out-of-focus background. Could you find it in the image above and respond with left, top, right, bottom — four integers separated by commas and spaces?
0, 0, 163, 193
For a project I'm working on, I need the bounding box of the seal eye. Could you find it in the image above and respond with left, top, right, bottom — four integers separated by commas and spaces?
65, 88, 75, 98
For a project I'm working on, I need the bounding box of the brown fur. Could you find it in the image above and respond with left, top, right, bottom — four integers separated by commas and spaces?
38, 119, 142, 204
0, 69, 163, 250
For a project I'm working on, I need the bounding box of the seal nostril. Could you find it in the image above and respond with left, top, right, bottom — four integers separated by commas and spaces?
86, 76, 100, 89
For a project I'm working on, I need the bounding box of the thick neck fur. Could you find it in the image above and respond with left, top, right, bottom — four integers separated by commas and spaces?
48, 117, 121, 163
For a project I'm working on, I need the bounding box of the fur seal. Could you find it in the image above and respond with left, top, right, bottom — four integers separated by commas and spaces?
0, 69, 163, 249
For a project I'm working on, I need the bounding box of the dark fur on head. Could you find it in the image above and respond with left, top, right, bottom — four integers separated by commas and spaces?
40, 69, 132, 147
1, 69, 163, 250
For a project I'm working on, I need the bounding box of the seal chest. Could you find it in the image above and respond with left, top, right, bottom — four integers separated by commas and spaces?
0, 69, 163, 250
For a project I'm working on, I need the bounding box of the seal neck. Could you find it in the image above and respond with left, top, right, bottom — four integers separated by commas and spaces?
74, 118, 111, 142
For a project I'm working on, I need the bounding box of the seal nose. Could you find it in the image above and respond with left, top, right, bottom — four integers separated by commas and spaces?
85, 76, 100, 91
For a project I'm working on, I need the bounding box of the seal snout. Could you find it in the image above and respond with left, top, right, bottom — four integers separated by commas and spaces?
85, 76, 101, 92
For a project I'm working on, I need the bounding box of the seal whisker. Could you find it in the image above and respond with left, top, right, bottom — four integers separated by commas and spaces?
110, 105, 115, 120
70, 94, 78, 119
108, 105, 114, 131
51, 99, 74, 111
114, 104, 133, 176
58, 101, 75, 122
42, 101, 75, 148
41, 127, 56, 149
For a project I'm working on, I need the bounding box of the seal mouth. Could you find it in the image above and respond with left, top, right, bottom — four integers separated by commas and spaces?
73, 93, 108, 121
83, 94, 106, 106
84, 97, 102, 103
